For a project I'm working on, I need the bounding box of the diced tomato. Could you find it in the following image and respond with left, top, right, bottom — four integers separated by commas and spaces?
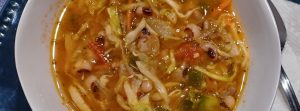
175, 42, 206, 64
88, 41, 107, 64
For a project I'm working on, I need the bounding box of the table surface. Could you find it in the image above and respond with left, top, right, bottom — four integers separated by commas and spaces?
271, 0, 300, 111
0, 0, 299, 111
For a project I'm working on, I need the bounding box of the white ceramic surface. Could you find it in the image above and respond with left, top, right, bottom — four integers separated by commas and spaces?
15, 0, 281, 111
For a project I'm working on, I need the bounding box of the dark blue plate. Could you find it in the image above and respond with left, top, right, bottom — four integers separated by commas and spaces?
0, 0, 30, 110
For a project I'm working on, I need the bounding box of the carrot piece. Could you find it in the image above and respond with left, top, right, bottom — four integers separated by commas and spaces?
126, 0, 133, 32
88, 42, 106, 64
208, 0, 232, 18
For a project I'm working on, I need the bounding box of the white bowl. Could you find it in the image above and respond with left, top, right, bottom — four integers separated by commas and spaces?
15, 0, 281, 110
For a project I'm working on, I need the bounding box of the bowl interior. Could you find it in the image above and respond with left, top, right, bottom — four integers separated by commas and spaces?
15, 0, 281, 110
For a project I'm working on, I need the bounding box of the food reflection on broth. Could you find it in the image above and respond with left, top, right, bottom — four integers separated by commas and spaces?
51, 0, 249, 111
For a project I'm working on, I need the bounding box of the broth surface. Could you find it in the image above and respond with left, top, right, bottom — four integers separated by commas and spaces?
51, 0, 249, 111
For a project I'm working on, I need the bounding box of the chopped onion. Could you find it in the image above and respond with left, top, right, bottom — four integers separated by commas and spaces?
137, 34, 160, 56
146, 18, 175, 39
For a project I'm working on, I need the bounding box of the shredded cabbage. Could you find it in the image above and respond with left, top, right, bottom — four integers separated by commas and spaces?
124, 79, 153, 111
68, 86, 92, 111
124, 80, 138, 106
86, 0, 106, 15
120, 2, 145, 11
131, 77, 143, 94
194, 64, 238, 82
124, 18, 146, 45
168, 89, 182, 97
139, 94, 150, 104
186, 24, 201, 38
107, 6, 122, 37
136, 61, 169, 104
117, 94, 131, 110
115, 75, 127, 93
145, 24, 158, 36
105, 25, 121, 47
162, 0, 199, 18
132, 103, 153, 111
166, 50, 176, 74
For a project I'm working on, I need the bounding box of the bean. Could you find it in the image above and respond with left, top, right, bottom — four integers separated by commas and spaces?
141, 80, 153, 93
151, 92, 162, 101
142, 7, 153, 16
223, 96, 235, 108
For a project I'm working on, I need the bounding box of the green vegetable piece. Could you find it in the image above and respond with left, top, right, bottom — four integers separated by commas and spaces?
187, 69, 203, 87
133, 103, 152, 111
198, 95, 220, 111
181, 99, 194, 111
129, 54, 140, 70
154, 106, 169, 111
107, 6, 122, 37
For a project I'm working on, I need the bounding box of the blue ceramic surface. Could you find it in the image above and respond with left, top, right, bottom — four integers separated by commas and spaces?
0, 0, 30, 110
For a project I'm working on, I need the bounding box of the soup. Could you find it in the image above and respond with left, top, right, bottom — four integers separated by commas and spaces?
51, 0, 249, 111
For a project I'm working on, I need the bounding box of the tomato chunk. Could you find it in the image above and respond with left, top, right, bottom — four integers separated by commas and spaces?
88, 41, 107, 64
176, 42, 206, 64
